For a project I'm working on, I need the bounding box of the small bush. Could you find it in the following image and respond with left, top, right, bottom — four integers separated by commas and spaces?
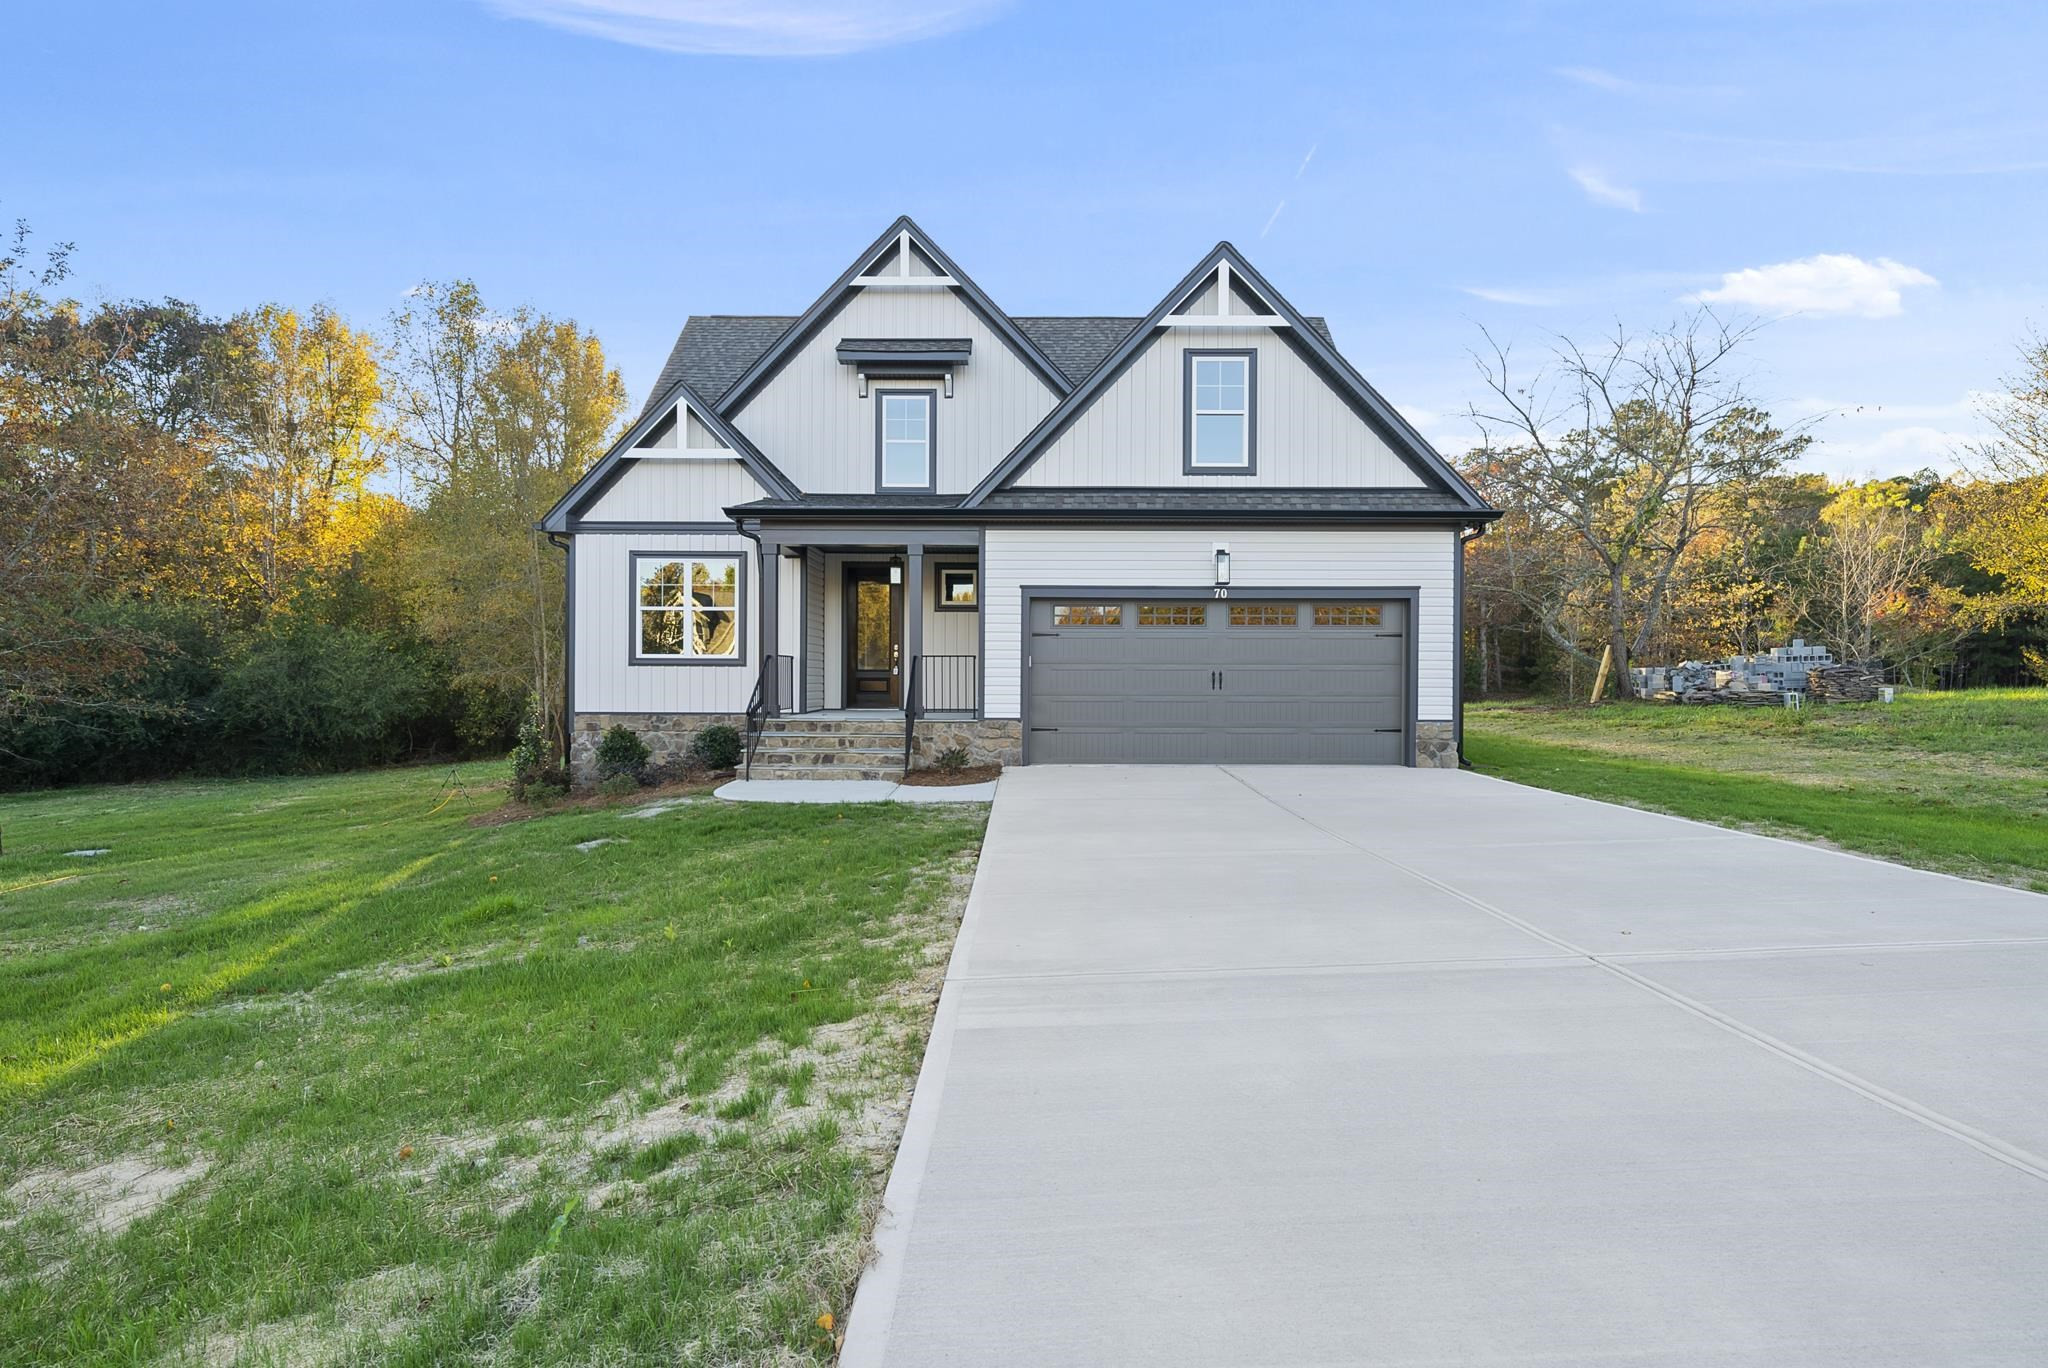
521, 767, 571, 804
933, 745, 971, 772
595, 724, 651, 783
598, 772, 641, 799
689, 723, 743, 771
510, 701, 550, 799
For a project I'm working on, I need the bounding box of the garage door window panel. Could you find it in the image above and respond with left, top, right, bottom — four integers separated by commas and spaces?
1138, 604, 1205, 627
1053, 604, 1122, 627
1228, 603, 1298, 628
1314, 603, 1383, 627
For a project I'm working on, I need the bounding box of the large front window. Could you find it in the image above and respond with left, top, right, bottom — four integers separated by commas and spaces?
635, 555, 739, 660
878, 390, 934, 489
1187, 351, 1253, 470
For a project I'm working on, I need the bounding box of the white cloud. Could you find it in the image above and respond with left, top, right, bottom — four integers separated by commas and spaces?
1693, 253, 1937, 318
1568, 166, 1643, 212
1460, 286, 1560, 307
1813, 424, 1975, 476
484, 0, 1010, 57
1552, 66, 1741, 99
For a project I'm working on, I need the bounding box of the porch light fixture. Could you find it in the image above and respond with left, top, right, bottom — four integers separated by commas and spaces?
1213, 544, 1231, 586
889, 557, 904, 585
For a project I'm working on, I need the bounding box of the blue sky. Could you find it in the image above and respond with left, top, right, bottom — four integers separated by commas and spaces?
7, 0, 2043, 477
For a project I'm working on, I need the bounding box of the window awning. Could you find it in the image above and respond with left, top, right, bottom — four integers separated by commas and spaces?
836, 337, 972, 370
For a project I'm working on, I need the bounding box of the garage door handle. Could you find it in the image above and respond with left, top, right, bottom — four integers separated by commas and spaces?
1375, 727, 1401, 733
1029, 726, 1060, 733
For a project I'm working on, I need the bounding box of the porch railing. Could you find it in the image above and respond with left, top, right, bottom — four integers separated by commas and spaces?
916, 655, 978, 714
742, 654, 794, 781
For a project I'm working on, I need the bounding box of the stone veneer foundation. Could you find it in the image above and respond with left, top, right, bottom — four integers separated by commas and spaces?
570, 712, 741, 784
1413, 721, 1458, 769
909, 719, 1023, 769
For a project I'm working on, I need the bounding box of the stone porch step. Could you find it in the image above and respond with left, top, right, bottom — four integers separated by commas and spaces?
752, 747, 904, 766
757, 717, 906, 736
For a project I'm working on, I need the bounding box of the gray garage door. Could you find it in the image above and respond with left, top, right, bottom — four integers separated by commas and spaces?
1025, 596, 1409, 765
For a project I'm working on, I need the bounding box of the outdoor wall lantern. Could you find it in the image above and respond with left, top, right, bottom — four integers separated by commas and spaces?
1213, 544, 1231, 586
888, 557, 904, 585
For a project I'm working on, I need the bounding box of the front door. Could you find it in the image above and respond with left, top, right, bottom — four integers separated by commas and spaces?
843, 564, 903, 708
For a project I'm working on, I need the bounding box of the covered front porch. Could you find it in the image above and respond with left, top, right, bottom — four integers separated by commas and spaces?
750, 527, 983, 722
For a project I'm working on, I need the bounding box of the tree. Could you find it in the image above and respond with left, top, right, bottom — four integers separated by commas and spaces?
1943, 335, 2048, 625
1791, 480, 1954, 671
1469, 312, 1812, 693
389, 284, 625, 748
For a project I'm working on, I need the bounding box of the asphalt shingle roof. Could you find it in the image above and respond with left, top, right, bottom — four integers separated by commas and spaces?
641, 312, 1336, 415
726, 487, 1477, 517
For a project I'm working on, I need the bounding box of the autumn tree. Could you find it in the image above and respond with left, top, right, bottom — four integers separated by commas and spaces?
389, 283, 625, 745
1790, 479, 1955, 672
1469, 312, 1811, 693
1942, 335, 2048, 634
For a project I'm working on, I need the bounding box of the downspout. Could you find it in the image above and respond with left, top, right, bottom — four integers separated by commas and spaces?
1456, 523, 1488, 770
546, 532, 573, 765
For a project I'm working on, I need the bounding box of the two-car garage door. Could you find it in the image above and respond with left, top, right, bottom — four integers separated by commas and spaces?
1024, 595, 1410, 765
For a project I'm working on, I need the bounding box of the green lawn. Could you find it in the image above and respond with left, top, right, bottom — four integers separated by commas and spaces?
1466, 688, 2048, 891
0, 764, 987, 1365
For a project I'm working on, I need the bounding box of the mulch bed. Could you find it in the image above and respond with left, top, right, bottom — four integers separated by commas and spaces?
897, 765, 1003, 787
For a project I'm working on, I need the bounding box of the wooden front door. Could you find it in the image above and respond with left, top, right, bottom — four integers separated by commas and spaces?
843, 564, 903, 708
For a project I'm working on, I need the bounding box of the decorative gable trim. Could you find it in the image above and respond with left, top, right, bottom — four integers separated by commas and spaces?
537, 377, 799, 533
714, 216, 1070, 415
961, 243, 1491, 510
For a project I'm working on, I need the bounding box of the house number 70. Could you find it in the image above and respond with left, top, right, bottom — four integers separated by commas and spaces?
1212, 587, 1229, 598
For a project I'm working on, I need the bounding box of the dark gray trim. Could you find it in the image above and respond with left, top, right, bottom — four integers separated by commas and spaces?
539, 377, 798, 532
1453, 528, 1466, 765
550, 533, 575, 758
732, 511, 1486, 539
838, 345, 971, 368
569, 520, 736, 534
935, 564, 978, 613
1182, 348, 1258, 476
1016, 584, 1420, 768
717, 216, 1070, 414
874, 388, 938, 495
627, 549, 749, 668
732, 521, 987, 546
964, 242, 1493, 511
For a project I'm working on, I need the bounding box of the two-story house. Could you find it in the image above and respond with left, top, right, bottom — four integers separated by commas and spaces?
542, 217, 1497, 780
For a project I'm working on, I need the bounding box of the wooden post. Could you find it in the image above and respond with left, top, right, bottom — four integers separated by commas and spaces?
1589, 643, 1614, 705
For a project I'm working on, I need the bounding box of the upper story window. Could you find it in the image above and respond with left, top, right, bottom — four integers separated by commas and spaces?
877, 389, 936, 491
1185, 350, 1256, 473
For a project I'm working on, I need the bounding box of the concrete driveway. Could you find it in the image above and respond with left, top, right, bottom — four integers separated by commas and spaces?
841, 766, 2048, 1367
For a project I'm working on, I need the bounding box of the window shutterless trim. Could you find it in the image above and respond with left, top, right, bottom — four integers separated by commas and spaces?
935, 564, 979, 612
874, 388, 938, 493
1183, 348, 1257, 475
627, 551, 748, 668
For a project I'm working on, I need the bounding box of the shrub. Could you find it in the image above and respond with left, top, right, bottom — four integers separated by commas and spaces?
689, 722, 744, 771
598, 772, 640, 799
595, 724, 651, 784
933, 744, 971, 772
215, 617, 436, 771
510, 702, 549, 798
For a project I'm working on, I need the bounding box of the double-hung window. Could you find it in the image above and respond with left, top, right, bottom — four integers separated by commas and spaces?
635, 554, 740, 662
878, 390, 935, 490
1186, 350, 1254, 471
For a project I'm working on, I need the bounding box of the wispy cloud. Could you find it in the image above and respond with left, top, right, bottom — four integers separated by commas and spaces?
483, 0, 1011, 57
1260, 200, 1287, 238
1460, 286, 1560, 307
1552, 65, 1741, 98
1295, 143, 1318, 178
1693, 253, 1938, 318
1568, 165, 1644, 212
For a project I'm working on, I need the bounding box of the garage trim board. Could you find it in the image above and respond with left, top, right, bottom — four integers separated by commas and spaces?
1018, 585, 1420, 766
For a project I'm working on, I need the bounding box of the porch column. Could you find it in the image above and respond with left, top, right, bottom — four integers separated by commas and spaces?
903, 543, 923, 714
758, 539, 781, 715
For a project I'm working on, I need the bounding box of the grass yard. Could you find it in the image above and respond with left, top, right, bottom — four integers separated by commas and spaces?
1466, 688, 2048, 891
0, 764, 988, 1365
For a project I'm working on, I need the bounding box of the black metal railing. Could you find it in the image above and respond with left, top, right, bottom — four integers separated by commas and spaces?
742, 654, 794, 780
917, 655, 978, 714
902, 654, 922, 774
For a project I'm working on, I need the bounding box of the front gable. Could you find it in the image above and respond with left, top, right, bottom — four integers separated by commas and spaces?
719, 218, 1069, 495
966, 246, 1489, 510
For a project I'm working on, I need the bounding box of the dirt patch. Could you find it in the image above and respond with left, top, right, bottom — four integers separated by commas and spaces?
165, 1263, 449, 1367
6, 1152, 209, 1236
899, 765, 1002, 787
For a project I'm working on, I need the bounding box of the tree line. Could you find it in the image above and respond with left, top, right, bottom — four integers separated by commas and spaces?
1459, 312, 2048, 698
1, 223, 624, 787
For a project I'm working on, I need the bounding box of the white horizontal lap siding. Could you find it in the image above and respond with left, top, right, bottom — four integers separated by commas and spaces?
982, 526, 1456, 720
572, 533, 756, 715
1014, 326, 1424, 488
580, 458, 763, 523
729, 288, 1058, 494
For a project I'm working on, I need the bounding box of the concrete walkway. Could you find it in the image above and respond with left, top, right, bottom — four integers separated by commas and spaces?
842, 765, 2048, 1366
